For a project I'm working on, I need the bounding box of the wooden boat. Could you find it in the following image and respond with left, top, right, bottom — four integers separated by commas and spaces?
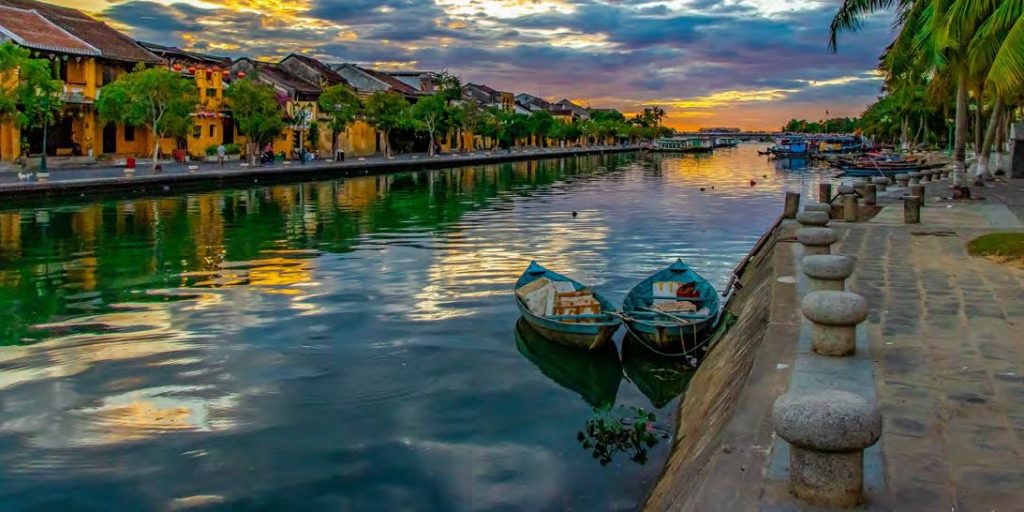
621, 335, 696, 409
621, 259, 720, 352
514, 261, 621, 350
757, 149, 772, 156
514, 319, 622, 408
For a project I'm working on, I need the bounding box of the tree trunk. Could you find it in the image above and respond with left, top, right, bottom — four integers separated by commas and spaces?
952, 73, 969, 186
974, 82, 984, 155
152, 134, 160, 170
384, 130, 391, 159
428, 132, 435, 156
900, 116, 909, 151
974, 97, 1004, 183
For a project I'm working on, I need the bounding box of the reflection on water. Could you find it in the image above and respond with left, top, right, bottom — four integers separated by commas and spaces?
622, 336, 697, 409
514, 319, 622, 408
0, 146, 825, 510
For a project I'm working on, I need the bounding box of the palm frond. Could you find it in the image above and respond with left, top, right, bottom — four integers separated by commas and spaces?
829, 0, 903, 52
988, 9, 1024, 98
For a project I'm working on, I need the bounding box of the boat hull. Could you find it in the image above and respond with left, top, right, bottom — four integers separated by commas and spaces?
623, 317, 714, 352
516, 299, 619, 350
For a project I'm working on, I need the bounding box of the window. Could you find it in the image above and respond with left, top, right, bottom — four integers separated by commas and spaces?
206, 88, 216, 98
193, 126, 201, 139
209, 125, 215, 137
124, 126, 135, 142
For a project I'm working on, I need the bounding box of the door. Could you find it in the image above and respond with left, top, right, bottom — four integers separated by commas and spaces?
102, 124, 117, 154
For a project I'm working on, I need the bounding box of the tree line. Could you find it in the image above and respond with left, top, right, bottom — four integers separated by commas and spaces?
831, 0, 1024, 184
1, 41, 674, 170
781, 117, 860, 134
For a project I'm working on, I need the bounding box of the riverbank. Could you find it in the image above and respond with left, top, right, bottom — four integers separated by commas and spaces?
646, 177, 1024, 510
0, 145, 640, 202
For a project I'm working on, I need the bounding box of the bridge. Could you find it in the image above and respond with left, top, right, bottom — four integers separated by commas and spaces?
675, 131, 781, 141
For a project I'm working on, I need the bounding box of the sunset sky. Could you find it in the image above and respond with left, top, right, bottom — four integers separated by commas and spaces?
61, 0, 892, 130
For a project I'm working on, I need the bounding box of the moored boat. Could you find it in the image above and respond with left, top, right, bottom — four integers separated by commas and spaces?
621, 259, 720, 353
652, 136, 715, 153
514, 261, 621, 350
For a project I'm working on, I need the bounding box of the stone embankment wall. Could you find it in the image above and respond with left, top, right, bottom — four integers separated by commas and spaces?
644, 221, 799, 510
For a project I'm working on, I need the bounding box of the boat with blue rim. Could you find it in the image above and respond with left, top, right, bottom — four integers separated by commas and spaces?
621, 259, 720, 352
514, 261, 621, 350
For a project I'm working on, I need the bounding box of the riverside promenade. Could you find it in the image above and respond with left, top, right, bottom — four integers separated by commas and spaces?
0, 145, 639, 201
646, 176, 1024, 511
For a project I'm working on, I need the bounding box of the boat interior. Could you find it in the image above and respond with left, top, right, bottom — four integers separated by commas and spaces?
516, 277, 606, 322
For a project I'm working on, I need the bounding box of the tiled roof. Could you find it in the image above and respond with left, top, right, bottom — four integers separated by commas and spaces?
285, 54, 348, 85
253, 61, 321, 95
0, 6, 98, 56
0, 0, 160, 63
139, 41, 231, 66
361, 67, 421, 96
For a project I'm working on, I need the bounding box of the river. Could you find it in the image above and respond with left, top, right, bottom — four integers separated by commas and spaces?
0, 145, 824, 510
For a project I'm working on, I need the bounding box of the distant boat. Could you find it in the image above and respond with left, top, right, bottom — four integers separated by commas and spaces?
514, 261, 621, 350
621, 259, 720, 352
713, 137, 740, 148
652, 136, 714, 153
768, 136, 810, 157
514, 319, 622, 408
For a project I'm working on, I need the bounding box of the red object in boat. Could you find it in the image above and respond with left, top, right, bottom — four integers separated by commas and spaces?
236, 71, 246, 79
172, 63, 182, 72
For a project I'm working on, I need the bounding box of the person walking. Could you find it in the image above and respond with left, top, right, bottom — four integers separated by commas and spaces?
216, 144, 226, 167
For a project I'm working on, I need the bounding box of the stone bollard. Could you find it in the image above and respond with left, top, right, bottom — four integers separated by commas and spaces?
796, 210, 830, 227
863, 184, 877, 206
853, 178, 868, 196
871, 176, 889, 192
772, 390, 882, 507
818, 183, 832, 204
784, 192, 801, 219
909, 184, 925, 206
920, 170, 931, 183
908, 171, 921, 185
797, 227, 838, 256
904, 196, 921, 224
837, 184, 856, 196
804, 203, 832, 214
895, 173, 909, 187
802, 290, 868, 356
843, 194, 859, 222
802, 255, 855, 292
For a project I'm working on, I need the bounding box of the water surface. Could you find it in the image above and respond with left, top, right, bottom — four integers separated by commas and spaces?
0, 145, 824, 510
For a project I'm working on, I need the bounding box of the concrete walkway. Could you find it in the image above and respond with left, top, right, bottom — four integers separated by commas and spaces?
645, 177, 1024, 511
0, 145, 639, 200
836, 180, 1024, 511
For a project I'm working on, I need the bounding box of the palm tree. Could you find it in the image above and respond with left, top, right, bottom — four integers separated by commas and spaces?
831, 0, 1024, 186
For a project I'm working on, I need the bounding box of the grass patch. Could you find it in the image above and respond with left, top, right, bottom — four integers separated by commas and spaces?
967, 233, 1024, 268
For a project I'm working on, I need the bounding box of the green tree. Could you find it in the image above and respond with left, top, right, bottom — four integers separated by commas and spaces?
0, 42, 63, 169
307, 120, 321, 153
411, 94, 448, 155
434, 71, 463, 104
318, 84, 361, 157
364, 91, 411, 158
225, 78, 285, 165
97, 66, 196, 170
450, 100, 482, 150
527, 111, 555, 147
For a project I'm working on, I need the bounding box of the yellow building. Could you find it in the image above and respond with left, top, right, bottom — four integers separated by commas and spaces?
0, 0, 163, 164
140, 42, 234, 160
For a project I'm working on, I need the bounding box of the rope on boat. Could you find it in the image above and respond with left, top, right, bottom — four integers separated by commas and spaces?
609, 312, 710, 361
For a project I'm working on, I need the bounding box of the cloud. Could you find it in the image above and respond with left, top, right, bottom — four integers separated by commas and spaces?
86, 0, 896, 129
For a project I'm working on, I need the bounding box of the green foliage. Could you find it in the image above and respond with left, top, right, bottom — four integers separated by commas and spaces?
527, 110, 555, 140
0, 42, 63, 133
203, 143, 240, 156
577, 405, 668, 466
318, 84, 361, 139
225, 78, 285, 149
411, 94, 448, 154
781, 117, 860, 134
307, 121, 321, 149
97, 66, 196, 139
434, 71, 463, 103
364, 91, 411, 156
